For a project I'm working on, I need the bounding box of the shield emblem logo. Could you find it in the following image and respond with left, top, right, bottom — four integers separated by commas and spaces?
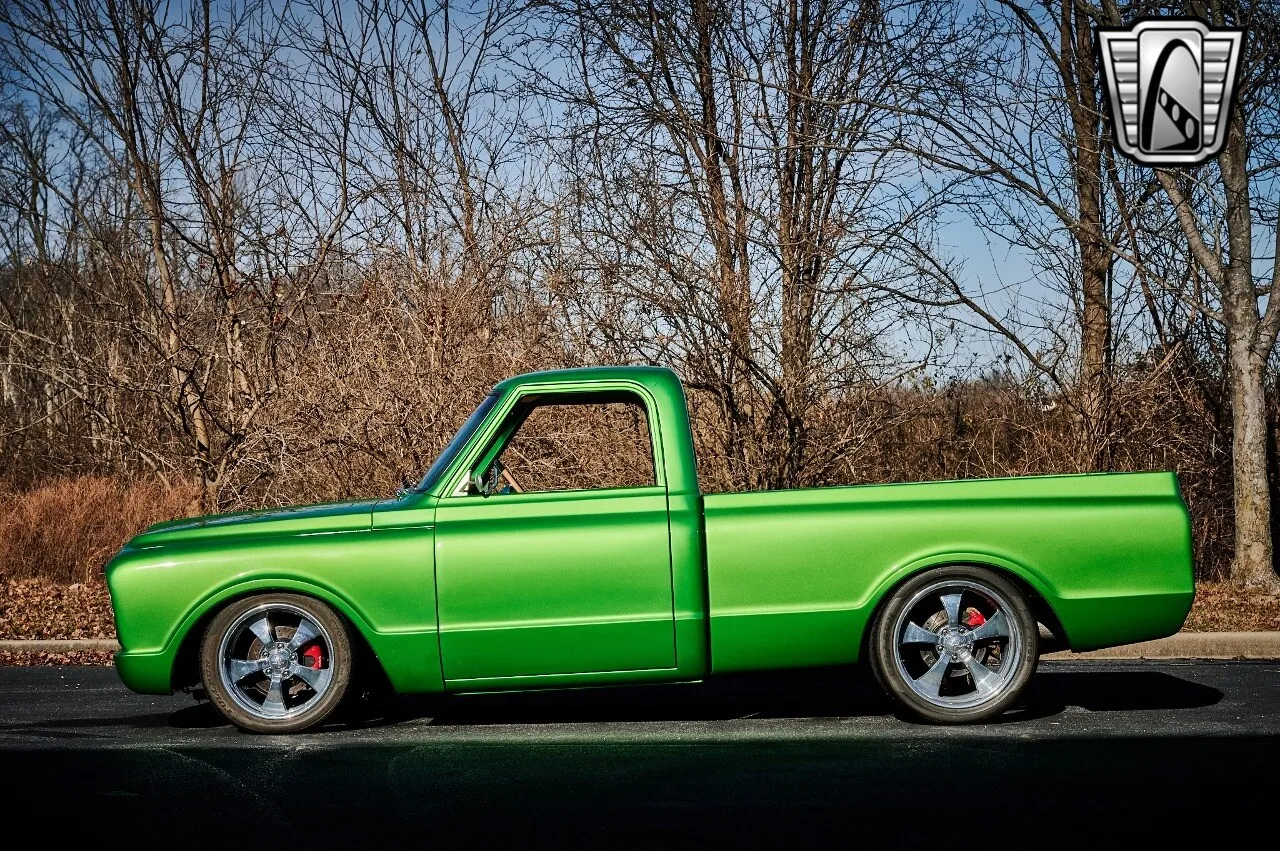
1097, 19, 1244, 166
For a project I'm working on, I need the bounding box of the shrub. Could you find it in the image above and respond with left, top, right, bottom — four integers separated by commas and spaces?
0, 476, 197, 584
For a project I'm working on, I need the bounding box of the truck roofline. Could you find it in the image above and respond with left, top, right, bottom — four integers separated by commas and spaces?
492, 365, 680, 394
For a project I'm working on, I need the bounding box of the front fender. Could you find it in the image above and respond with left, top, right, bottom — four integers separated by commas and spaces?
114, 577, 370, 694
108, 528, 442, 695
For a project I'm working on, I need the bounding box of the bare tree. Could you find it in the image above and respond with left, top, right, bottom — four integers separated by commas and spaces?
0, 0, 353, 508
1149, 0, 1280, 591
532, 0, 948, 490
295, 0, 544, 368
0, 0, 1263, 592
882, 0, 1171, 470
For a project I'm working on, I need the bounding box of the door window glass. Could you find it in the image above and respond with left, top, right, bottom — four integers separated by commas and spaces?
495, 399, 656, 493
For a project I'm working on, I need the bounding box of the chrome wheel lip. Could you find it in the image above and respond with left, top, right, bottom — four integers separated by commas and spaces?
217, 602, 335, 722
892, 578, 1023, 711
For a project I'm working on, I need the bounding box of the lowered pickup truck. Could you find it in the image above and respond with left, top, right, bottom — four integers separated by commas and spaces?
107, 366, 1194, 731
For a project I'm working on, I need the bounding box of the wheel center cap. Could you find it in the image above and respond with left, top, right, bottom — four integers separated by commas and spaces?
261, 642, 293, 677
940, 629, 970, 653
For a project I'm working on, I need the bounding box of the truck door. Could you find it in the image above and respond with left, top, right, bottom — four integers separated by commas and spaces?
433, 389, 676, 683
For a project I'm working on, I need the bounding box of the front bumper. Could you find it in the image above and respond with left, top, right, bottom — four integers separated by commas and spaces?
114, 648, 175, 695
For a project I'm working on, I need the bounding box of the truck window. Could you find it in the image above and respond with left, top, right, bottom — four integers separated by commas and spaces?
494, 398, 656, 492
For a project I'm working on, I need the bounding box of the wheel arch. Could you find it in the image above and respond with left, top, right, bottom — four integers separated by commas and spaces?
860, 555, 1069, 660
170, 581, 389, 692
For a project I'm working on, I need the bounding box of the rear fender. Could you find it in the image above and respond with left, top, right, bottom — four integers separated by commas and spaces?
865, 550, 1066, 640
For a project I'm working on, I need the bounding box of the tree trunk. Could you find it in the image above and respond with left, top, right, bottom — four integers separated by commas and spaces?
1156, 81, 1280, 592
1217, 103, 1280, 592
690, 0, 756, 489
1226, 327, 1278, 590
775, 0, 814, 490
1061, 0, 1110, 470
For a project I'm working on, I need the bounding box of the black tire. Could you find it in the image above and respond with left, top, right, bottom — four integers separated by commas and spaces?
869, 565, 1038, 724
200, 593, 352, 734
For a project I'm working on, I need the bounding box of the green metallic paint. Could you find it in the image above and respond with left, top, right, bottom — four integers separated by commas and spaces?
703, 470, 1193, 671
135, 498, 382, 545
108, 514, 441, 694
107, 365, 1194, 701
434, 485, 677, 680
420, 370, 709, 686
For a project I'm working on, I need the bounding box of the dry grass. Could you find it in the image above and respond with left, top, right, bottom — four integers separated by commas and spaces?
0, 476, 196, 584
1184, 581, 1280, 632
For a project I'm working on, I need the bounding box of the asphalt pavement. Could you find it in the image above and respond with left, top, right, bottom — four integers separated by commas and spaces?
1, 661, 1276, 845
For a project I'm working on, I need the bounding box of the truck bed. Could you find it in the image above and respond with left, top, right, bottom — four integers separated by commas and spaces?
702, 471, 1194, 672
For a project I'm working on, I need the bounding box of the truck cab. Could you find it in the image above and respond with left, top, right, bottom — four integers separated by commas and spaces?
389, 366, 710, 689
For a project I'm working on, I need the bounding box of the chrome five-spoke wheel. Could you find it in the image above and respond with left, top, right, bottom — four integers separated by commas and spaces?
220, 604, 334, 719
871, 567, 1038, 723
201, 594, 352, 733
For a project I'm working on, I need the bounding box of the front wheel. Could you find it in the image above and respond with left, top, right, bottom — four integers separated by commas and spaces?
200, 593, 352, 734
869, 566, 1037, 724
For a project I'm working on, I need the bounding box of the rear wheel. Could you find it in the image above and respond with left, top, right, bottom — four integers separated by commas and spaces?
869, 566, 1037, 724
200, 593, 352, 734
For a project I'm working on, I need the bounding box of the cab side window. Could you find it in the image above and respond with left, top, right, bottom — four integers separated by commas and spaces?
496, 399, 656, 493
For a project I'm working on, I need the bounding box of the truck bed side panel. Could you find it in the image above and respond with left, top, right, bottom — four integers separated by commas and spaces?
702, 472, 1194, 673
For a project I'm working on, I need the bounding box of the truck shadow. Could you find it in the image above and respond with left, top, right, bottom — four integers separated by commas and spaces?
1027, 667, 1224, 713
326, 664, 1224, 729
1, 663, 1220, 734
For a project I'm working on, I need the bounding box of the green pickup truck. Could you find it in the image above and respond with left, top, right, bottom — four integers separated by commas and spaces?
107, 366, 1195, 731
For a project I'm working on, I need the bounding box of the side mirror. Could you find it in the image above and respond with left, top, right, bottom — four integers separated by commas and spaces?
470, 460, 504, 497
486, 460, 504, 495
395, 475, 414, 501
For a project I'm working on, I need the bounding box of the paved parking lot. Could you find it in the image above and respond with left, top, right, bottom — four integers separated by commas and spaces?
1, 661, 1275, 844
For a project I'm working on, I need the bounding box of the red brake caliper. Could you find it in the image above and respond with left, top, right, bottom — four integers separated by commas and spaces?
964, 609, 986, 628
300, 642, 324, 669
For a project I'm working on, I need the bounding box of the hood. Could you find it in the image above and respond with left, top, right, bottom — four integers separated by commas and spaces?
128, 498, 382, 549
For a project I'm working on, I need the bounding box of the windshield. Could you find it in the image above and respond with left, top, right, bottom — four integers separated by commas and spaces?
414, 393, 500, 493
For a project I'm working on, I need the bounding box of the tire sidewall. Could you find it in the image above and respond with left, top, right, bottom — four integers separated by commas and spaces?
870, 565, 1038, 724
200, 593, 352, 734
